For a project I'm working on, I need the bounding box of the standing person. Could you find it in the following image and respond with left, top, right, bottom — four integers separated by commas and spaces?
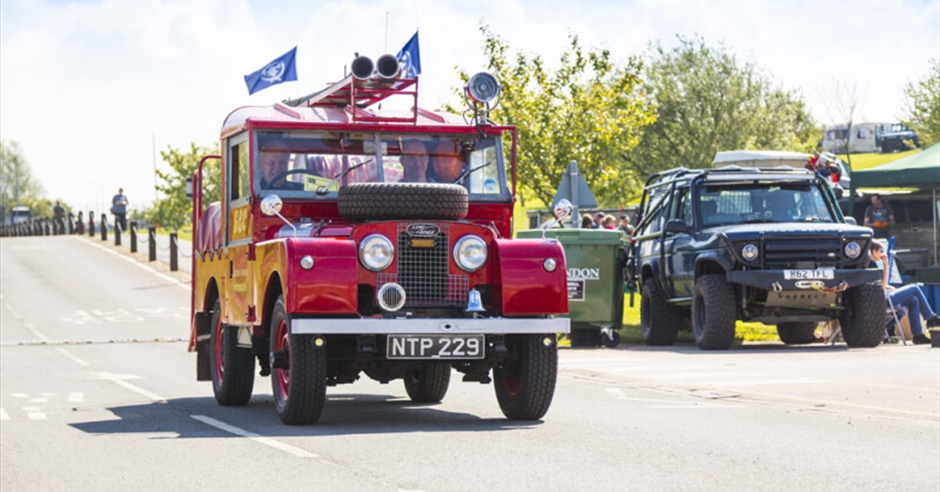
602, 214, 618, 230
619, 214, 634, 236
53, 201, 66, 234
863, 194, 895, 238
111, 188, 128, 232
870, 241, 939, 344
593, 212, 604, 229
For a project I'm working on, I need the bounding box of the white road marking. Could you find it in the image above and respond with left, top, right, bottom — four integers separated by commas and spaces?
2, 303, 50, 341
56, 347, 90, 366
190, 415, 318, 458
28, 398, 48, 403
77, 236, 190, 292
23, 407, 47, 420
68, 392, 85, 403
0, 408, 9, 421
98, 372, 165, 402
10, 393, 28, 399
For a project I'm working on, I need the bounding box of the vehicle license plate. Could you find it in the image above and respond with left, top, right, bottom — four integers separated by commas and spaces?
784, 269, 834, 280
387, 334, 485, 360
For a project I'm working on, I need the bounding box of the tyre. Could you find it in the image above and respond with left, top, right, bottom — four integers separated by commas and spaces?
494, 334, 558, 420
640, 278, 681, 346
270, 295, 327, 425
777, 322, 819, 345
839, 283, 886, 348
691, 274, 736, 350
209, 299, 255, 405
338, 183, 468, 221
403, 363, 451, 403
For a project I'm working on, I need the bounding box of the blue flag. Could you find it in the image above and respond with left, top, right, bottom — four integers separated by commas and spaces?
397, 32, 421, 78
244, 47, 298, 95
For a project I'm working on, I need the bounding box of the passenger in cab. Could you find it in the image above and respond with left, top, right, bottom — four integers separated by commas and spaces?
429, 140, 465, 183
400, 140, 430, 183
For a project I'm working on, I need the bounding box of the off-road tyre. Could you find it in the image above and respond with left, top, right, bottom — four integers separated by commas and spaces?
777, 322, 819, 345
839, 283, 886, 348
209, 299, 255, 406
338, 183, 468, 221
640, 278, 681, 346
270, 295, 327, 425
494, 334, 558, 420
692, 274, 736, 350
403, 363, 451, 403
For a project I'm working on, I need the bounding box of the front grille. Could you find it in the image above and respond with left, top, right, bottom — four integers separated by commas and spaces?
375, 224, 468, 307
763, 238, 843, 269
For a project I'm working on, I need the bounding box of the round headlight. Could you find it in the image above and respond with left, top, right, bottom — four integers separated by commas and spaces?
741, 244, 759, 262
359, 234, 394, 271
844, 241, 862, 259
454, 235, 487, 272
543, 258, 557, 272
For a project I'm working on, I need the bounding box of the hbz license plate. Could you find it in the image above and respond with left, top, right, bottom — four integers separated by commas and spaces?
784, 269, 835, 280
387, 334, 485, 360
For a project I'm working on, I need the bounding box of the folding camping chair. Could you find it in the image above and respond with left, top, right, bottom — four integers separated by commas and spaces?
884, 236, 908, 345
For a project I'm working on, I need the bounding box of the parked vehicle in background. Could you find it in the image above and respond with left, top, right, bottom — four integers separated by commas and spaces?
625, 166, 882, 350
822, 122, 890, 154
10, 205, 30, 225
878, 123, 920, 153
188, 55, 569, 425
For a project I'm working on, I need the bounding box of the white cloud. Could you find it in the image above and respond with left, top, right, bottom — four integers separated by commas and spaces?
1, 0, 937, 211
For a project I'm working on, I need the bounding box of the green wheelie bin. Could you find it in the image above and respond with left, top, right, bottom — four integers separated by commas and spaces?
518, 228, 626, 347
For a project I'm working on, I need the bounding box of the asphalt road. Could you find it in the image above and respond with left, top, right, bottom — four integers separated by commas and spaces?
2, 235, 938, 492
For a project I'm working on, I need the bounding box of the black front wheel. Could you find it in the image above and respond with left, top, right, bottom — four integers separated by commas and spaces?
840, 284, 886, 348
270, 295, 327, 425
692, 274, 736, 350
494, 334, 559, 421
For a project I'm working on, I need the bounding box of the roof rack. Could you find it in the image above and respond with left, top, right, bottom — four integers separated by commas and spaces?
282, 75, 419, 124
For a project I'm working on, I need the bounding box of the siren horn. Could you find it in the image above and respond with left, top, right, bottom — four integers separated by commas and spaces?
351, 54, 374, 80
375, 54, 401, 80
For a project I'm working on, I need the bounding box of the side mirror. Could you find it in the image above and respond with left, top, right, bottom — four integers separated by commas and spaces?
664, 219, 689, 234
553, 199, 573, 222
260, 194, 283, 216
185, 177, 193, 199
844, 216, 857, 225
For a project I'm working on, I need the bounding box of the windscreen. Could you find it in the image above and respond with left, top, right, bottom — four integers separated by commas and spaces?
255, 131, 509, 200
698, 183, 835, 227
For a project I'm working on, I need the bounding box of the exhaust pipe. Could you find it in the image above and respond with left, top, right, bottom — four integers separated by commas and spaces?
351, 55, 374, 80
375, 54, 401, 80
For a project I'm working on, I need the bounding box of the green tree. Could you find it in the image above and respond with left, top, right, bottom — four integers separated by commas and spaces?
625, 36, 819, 183
0, 140, 48, 222
144, 142, 220, 230
903, 58, 940, 148
453, 26, 656, 208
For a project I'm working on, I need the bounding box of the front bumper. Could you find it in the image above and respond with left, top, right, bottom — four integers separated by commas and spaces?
291, 317, 571, 335
726, 269, 880, 291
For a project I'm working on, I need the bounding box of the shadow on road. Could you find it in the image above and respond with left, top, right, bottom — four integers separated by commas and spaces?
69, 394, 539, 438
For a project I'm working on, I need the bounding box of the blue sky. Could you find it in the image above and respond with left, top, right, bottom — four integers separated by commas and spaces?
1, 0, 938, 211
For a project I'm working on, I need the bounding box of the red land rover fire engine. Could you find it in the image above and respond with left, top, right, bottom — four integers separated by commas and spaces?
188, 54, 570, 425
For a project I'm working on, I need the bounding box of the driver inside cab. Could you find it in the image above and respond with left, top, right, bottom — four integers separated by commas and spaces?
429, 140, 465, 183
260, 148, 303, 190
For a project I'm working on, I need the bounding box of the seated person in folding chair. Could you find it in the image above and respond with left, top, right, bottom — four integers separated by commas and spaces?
870, 241, 940, 344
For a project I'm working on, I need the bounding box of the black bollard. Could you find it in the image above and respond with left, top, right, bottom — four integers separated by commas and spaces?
88, 212, 95, 237
76, 211, 84, 235
100, 213, 107, 241
169, 232, 178, 271
148, 227, 156, 262
67, 213, 74, 235
130, 222, 138, 253
114, 218, 122, 247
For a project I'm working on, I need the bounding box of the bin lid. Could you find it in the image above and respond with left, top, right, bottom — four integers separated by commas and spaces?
517, 228, 625, 245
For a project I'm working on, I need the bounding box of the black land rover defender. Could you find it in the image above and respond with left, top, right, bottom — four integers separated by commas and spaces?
625, 166, 883, 350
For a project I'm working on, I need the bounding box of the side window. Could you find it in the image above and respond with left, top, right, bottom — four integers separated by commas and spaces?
673, 188, 692, 224
229, 138, 249, 202
640, 190, 666, 236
